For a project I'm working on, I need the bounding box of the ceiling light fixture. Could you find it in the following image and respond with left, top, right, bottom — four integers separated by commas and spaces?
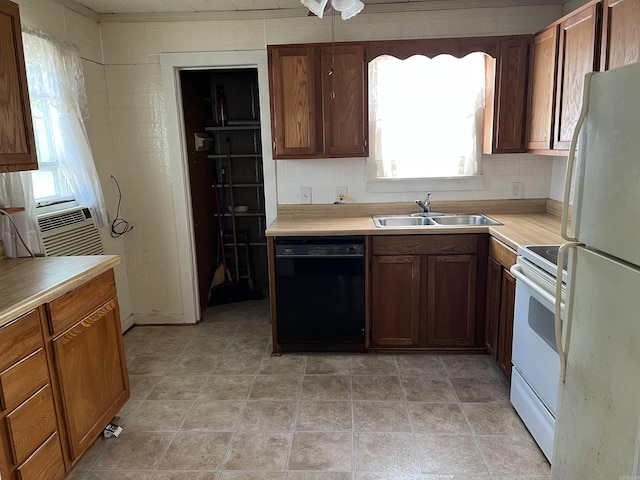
301, 0, 365, 20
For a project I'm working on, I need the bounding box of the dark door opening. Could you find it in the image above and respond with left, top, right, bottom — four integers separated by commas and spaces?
179, 68, 268, 312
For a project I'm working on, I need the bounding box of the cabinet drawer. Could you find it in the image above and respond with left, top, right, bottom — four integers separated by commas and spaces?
0, 310, 43, 372
47, 269, 116, 335
6, 385, 57, 465
16, 431, 64, 480
0, 349, 49, 412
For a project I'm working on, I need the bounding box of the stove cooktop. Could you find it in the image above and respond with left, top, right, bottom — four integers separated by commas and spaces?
518, 244, 568, 282
525, 245, 566, 267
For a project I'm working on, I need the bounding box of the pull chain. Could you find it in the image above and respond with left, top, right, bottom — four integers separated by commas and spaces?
328, 8, 336, 99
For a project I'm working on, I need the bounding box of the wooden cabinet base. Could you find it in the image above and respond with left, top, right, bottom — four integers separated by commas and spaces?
0, 268, 129, 478
370, 235, 487, 350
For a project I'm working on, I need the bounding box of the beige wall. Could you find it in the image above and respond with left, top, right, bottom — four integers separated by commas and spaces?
15, 0, 132, 324
97, 5, 565, 321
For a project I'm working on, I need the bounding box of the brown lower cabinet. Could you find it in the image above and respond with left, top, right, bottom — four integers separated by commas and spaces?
485, 237, 517, 382
0, 269, 129, 479
370, 234, 488, 349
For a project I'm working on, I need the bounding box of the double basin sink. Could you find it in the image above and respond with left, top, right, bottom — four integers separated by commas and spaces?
373, 213, 501, 228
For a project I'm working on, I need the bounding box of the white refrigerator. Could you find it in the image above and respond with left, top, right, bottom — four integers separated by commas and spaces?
551, 61, 640, 479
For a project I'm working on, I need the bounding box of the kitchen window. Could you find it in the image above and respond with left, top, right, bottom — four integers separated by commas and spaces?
367, 52, 486, 190
22, 30, 107, 223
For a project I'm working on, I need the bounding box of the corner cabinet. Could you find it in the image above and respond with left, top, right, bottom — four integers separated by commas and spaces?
485, 237, 517, 382
268, 43, 368, 159
0, 0, 38, 173
370, 234, 488, 350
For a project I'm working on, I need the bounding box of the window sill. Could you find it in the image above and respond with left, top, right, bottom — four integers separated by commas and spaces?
36, 199, 78, 215
366, 175, 484, 193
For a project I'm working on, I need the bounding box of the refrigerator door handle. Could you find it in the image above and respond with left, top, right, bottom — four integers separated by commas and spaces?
562, 71, 596, 242
555, 241, 582, 383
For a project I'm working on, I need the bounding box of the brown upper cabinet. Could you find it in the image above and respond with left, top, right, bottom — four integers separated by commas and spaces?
0, 0, 38, 173
525, 25, 560, 152
483, 37, 530, 154
601, 0, 640, 70
268, 43, 367, 159
527, 3, 601, 154
554, 3, 601, 150
526, 0, 640, 154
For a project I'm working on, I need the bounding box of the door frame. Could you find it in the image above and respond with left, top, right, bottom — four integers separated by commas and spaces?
161, 51, 276, 323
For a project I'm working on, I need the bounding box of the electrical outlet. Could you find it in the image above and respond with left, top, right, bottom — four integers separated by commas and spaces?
336, 186, 347, 203
300, 187, 312, 204
510, 182, 523, 199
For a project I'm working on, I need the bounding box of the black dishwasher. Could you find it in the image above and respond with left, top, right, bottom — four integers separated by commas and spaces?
274, 236, 365, 351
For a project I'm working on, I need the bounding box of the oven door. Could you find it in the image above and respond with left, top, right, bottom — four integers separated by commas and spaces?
510, 258, 563, 461
511, 259, 561, 415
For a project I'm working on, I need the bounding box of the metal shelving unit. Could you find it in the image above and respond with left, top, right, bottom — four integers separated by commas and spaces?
206, 89, 267, 290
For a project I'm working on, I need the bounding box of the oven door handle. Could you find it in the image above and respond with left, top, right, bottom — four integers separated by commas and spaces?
510, 264, 561, 309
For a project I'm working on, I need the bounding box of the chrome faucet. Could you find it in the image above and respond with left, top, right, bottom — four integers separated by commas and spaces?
416, 193, 432, 213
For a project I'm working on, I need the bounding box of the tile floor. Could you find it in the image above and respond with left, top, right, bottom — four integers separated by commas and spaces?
68, 300, 551, 480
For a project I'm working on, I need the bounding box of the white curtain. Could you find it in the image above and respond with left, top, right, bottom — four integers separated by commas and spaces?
0, 173, 43, 257
22, 30, 108, 227
369, 53, 486, 179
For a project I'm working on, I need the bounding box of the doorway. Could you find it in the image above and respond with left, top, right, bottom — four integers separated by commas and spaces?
179, 68, 268, 311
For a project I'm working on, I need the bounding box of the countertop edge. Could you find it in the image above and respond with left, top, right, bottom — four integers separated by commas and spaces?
265, 213, 564, 253
0, 255, 121, 327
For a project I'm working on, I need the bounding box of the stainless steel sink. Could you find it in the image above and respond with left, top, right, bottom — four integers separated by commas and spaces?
372, 214, 501, 228
431, 214, 501, 226
372, 215, 437, 227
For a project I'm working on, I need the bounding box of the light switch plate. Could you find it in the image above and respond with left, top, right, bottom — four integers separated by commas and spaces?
300, 187, 312, 204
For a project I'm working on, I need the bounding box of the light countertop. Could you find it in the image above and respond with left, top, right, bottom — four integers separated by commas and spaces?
0, 255, 120, 327
266, 212, 565, 252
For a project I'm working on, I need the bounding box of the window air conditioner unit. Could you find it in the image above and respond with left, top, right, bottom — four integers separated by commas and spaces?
38, 207, 104, 256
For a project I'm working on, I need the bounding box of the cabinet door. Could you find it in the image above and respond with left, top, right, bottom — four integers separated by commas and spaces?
484, 37, 529, 154
0, 0, 37, 172
601, 0, 640, 70
484, 256, 502, 357
320, 44, 367, 157
269, 46, 319, 158
526, 26, 559, 152
370, 255, 421, 347
554, 4, 601, 150
426, 255, 477, 347
52, 299, 129, 461
496, 270, 516, 382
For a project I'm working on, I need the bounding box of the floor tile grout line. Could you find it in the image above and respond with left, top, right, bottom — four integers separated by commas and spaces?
101, 301, 550, 479
282, 354, 305, 473
350, 354, 356, 476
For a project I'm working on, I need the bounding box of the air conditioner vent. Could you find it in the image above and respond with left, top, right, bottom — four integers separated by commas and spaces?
38, 207, 104, 256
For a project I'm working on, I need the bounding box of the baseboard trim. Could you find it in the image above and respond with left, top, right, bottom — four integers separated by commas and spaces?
121, 315, 135, 333
132, 314, 197, 325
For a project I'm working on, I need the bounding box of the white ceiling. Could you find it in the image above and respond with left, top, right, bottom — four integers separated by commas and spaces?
64, 0, 564, 15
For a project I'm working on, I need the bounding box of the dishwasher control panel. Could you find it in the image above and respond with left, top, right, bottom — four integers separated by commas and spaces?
274, 236, 365, 257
